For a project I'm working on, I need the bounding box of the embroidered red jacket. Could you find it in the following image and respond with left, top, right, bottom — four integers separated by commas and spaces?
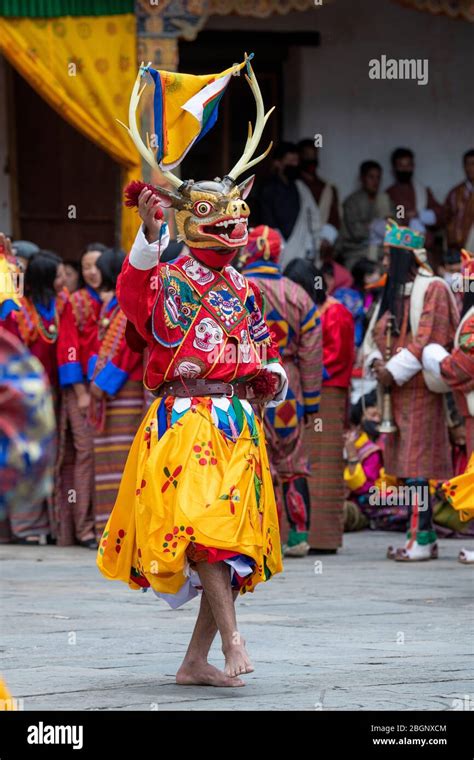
118, 233, 281, 392
3, 289, 83, 389
69, 286, 102, 377
87, 295, 144, 395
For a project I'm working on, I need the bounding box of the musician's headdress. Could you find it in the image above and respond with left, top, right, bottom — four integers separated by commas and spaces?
379, 219, 429, 330
384, 218, 430, 270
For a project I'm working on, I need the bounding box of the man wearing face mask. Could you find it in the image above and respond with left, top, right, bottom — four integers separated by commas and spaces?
440, 249, 463, 311
259, 142, 322, 269
386, 147, 443, 254
297, 139, 341, 253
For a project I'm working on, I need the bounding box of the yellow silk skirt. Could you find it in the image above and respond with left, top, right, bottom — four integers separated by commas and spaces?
96, 397, 283, 599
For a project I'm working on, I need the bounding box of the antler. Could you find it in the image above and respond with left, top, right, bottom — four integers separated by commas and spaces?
227, 55, 275, 182
117, 62, 182, 190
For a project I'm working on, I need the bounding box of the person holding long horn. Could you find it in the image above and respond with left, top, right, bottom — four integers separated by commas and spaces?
363, 220, 459, 561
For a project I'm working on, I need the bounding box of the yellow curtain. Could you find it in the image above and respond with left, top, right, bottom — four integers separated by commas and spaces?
209, 0, 329, 16
0, 14, 141, 251
394, 0, 474, 21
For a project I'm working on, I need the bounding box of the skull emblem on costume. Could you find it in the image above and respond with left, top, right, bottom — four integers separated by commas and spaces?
173, 360, 203, 378
182, 258, 216, 285
193, 317, 224, 353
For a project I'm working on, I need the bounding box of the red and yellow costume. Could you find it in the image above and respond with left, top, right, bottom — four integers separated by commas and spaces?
97, 56, 286, 606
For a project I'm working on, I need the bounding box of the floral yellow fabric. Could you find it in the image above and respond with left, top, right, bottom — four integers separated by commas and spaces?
443, 454, 474, 522
0, 14, 140, 251
97, 397, 283, 597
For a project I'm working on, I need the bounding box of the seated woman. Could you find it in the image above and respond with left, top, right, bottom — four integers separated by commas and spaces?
343, 391, 409, 532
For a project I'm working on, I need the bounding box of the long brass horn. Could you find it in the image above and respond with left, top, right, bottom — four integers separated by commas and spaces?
377, 313, 397, 435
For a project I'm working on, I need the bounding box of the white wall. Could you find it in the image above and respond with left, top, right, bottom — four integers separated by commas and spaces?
205, 0, 474, 203
0, 55, 12, 233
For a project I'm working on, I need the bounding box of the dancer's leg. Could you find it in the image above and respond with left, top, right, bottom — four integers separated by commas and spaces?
176, 590, 243, 687
197, 561, 254, 678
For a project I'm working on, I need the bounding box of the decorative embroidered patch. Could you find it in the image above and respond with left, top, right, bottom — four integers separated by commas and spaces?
173, 356, 206, 378
239, 328, 252, 363
182, 258, 216, 285
204, 286, 245, 329
246, 292, 271, 343
163, 272, 199, 332
192, 317, 224, 353
226, 266, 246, 291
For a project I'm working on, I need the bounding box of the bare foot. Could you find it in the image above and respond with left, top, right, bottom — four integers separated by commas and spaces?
176, 661, 245, 687
223, 637, 254, 678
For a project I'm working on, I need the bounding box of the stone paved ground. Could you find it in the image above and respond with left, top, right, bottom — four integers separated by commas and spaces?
1, 532, 473, 711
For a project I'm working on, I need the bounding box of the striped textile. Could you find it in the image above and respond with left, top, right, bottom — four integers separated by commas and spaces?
243, 264, 323, 545
244, 265, 323, 476
306, 386, 347, 550
93, 381, 144, 537
372, 283, 457, 480
54, 387, 95, 546
384, 374, 453, 480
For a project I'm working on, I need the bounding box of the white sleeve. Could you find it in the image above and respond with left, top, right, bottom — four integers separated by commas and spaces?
422, 343, 450, 376
129, 223, 170, 271
264, 363, 289, 408
385, 348, 422, 385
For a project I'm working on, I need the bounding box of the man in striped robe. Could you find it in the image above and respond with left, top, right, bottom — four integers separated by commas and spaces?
241, 226, 323, 557
364, 220, 459, 561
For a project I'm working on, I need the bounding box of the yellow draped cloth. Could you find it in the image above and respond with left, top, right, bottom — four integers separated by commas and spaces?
443, 454, 474, 522
0, 15, 140, 251
97, 398, 283, 600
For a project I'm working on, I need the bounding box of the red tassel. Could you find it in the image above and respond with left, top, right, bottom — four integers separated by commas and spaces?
249, 370, 279, 398
123, 180, 164, 219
